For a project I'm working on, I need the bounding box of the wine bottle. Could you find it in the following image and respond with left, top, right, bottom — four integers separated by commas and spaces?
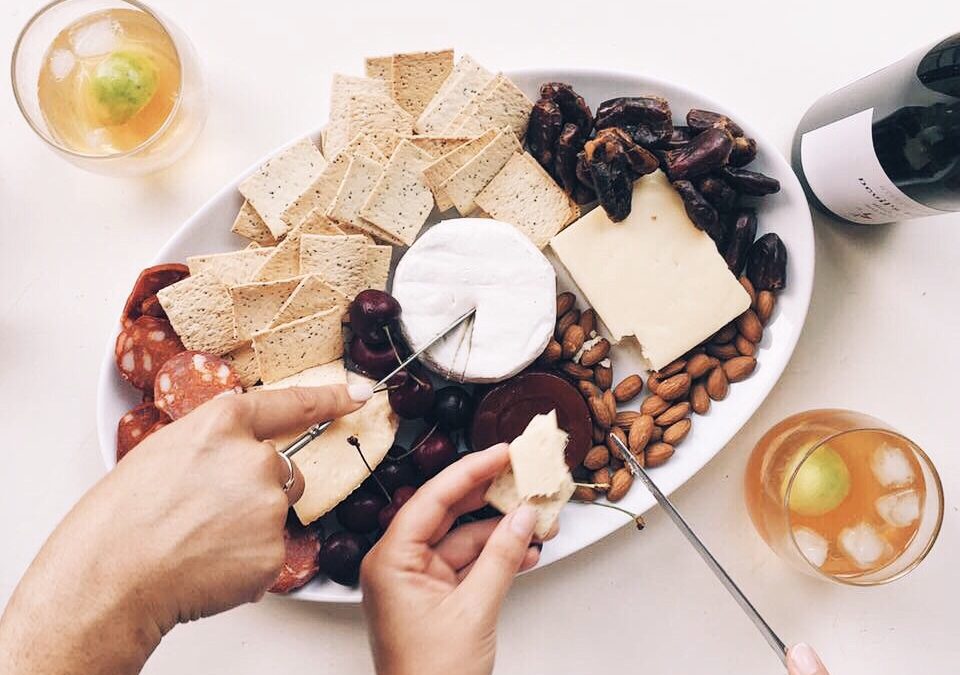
792, 34, 960, 224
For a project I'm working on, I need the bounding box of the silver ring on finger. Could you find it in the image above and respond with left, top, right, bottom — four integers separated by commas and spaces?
277, 451, 296, 493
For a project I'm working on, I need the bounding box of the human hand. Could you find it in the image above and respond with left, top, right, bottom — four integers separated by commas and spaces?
361, 444, 544, 675
0, 383, 369, 675
787, 643, 830, 675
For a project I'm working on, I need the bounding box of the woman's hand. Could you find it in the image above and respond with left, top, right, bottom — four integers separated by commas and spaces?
787, 643, 831, 674
361, 444, 543, 675
0, 384, 369, 675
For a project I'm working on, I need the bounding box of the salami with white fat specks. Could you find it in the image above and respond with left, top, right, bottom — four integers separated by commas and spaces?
153, 351, 243, 420
115, 316, 185, 391
116, 402, 169, 461
269, 514, 323, 594
121, 264, 190, 328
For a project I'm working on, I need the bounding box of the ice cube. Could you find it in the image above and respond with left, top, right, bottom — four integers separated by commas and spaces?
49, 49, 75, 80
792, 527, 829, 568
870, 443, 915, 488
839, 522, 892, 569
875, 489, 921, 528
69, 18, 119, 58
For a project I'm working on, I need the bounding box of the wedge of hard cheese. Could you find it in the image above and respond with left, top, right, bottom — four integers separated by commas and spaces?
549, 170, 750, 371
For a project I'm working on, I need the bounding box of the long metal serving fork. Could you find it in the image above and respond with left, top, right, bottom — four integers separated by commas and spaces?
281, 307, 477, 459
609, 432, 789, 667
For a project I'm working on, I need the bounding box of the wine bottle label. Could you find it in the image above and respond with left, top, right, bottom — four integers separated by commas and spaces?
800, 109, 945, 224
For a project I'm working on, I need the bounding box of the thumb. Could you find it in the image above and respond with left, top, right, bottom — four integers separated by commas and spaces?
458, 504, 538, 615
787, 644, 830, 675
235, 382, 373, 439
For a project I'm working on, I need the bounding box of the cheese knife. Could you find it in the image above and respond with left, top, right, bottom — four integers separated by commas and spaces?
281, 307, 477, 459
608, 432, 788, 666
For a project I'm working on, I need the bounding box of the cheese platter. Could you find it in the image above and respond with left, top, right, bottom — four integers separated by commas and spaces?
97, 57, 814, 603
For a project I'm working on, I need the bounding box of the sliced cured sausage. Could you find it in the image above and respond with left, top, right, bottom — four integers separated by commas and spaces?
116, 402, 169, 461
115, 316, 185, 391
269, 514, 323, 594
121, 264, 189, 328
139, 294, 166, 320
153, 351, 243, 420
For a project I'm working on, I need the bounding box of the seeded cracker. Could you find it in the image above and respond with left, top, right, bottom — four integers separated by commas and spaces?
326, 155, 384, 230
421, 128, 499, 210
299, 234, 390, 298
402, 135, 473, 159
475, 152, 578, 248
270, 275, 350, 327
442, 74, 501, 134
324, 93, 414, 159
416, 55, 494, 134
390, 49, 454, 117
300, 211, 346, 236
186, 248, 276, 286
251, 228, 302, 282
364, 55, 393, 82
252, 307, 343, 384
282, 154, 352, 229
239, 138, 327, 239
230, 277, 302, 341
329, 73, 392, 119
446, 74, 534, 139
360, 140, 435, 246
441, 127, 521, 215
231, 200, 276, 245
156, 271, 239, 355
223, 341, 262, 388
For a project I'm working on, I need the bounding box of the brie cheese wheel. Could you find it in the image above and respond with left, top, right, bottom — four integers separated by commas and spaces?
392, 218, 556, 383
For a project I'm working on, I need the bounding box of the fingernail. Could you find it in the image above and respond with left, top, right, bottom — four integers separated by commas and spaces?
347, 382, 374, 402
510, 504, 538, 536
531, 541, 543, 551
788, 643, 821, 675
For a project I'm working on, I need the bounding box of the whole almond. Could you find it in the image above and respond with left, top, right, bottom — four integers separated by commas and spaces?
594, 364, 613, 390
583, 445, 610, 470
556, 291, 575, 317
561, 361, 594, 381
628, 414, 655, 453
606, 425, 627, 458
555, 309, 580, 340
651, 425, 664, 442
646, 442, 675, 468
562, 324, 586, 359
724, 356, 757, 383
579, 308, 597, 335
739, 275, 757, 306
659, 359, 687, 378
609, 456, 624, 471
640, 394, 670, 417
607, 468, 634, 502
613, 374, 644, 403
706, 366, 729, 400
686, 353, 718, 379
541, 339, 562, 363
707, 342, 740, 360
588, 395, 613, 429
592, 467, 611, 490
735, 335, 757, 357
755, 290, 776, 325
592, 424, 606, 444
655, 401, 691, 426
572, 485, 598, 501
711, 322, 737, 344
578, 380, 601, 400
647, 372, 663, 394
657, 373, 691, 401
580, 338, 611, 367
616, 410, 640, 428
690, 383, 711, 415
603, 389, 617, 420
736, 309, 763, 343
663, 418, 692, 445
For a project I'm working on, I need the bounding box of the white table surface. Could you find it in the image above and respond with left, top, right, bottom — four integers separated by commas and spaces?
2, 1, 959, 672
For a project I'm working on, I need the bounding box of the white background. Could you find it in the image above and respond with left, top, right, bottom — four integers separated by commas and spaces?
2, 1, 959, 673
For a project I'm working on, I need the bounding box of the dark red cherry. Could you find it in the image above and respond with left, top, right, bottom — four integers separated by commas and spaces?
412, 427, 458, 478
388, 367, 435, 419
318, 531, 370, 586
427, 386, 475, 431
349, 290, 401, 345
378, 485, 417, 530
335, 490, 388, 534
349, 335, 400, 380
363, 459, 419, 495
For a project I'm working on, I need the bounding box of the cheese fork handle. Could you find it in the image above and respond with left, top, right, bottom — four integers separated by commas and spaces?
610, 433, 788, 667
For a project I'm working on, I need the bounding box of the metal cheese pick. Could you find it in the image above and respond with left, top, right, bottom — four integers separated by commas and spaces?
281, 307, 477, 459
608, 432, 788, 667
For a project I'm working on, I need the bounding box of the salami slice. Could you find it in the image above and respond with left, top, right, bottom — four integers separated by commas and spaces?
153, 351, 243, 420
115, 316, 185, 391
116, 402, 169, 461
139, 294, 166, 320
121, 264, 189, 328
269, 514, 324, 594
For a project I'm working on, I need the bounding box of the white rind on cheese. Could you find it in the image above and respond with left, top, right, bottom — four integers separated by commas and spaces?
392, 218, 556, 383
549, 171, 751, 371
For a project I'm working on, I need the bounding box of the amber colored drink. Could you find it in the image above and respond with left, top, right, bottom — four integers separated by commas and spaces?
745, 410, 943, 585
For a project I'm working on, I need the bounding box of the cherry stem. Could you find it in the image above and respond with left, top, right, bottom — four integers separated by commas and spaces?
390, 422, 440, 462
348, 436, 390, 501
572, 498, 646, 531
384, 326, 404, 367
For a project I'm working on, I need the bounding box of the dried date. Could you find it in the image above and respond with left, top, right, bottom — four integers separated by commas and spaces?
662, 128, 734, 180
585, 131, 636, 222
728, 136, 758, 167
595, 96, 674, 149
526, 98, 563, 169
539, 82, 593, 139
672, 180, 724, 246
697, 176, 738, 213
746, 233, 787, 291
721, 166, 781, 196
722, 208, 758, 276
686, 108, 744, 137
666, 126, 694, 149
554, 123, 584, 195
